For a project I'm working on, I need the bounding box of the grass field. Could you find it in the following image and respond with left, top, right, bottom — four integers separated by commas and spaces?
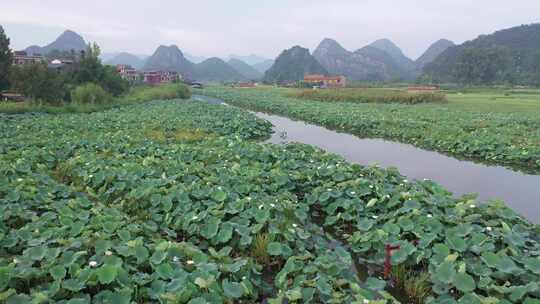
286, 86, 540, 113
446, 91, 540, 113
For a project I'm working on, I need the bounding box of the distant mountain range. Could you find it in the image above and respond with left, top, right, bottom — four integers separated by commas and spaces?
104, 52, 146, 69
227, 54, 270, 65
312, 38, 402, 82
184, 53, 207, 64
263, 46, 328, 83
142, 45, 263, 82
194, 58, 246, 82
25, 30, 87, 55
422, 23, 540, 85
252, 60, 275, 74
25, 25, 539, 85
227, 59, 263, 80
415, 39, 455, 70
369, 39, 416, 73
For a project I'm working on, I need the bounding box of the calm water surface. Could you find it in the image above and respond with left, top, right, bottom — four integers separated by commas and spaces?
194, 95, 540, 222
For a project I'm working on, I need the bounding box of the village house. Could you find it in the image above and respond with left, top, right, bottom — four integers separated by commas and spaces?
116, 64, 141, 83
143, 71, 181, 85
0, 92, 25, 102
12, 51, 45, 66
233, 82, 257, 88
48, 58, 76, 73
304, 74, 347, 88
407, 85, 439, 92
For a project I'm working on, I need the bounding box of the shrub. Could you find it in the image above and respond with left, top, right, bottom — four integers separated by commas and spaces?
288, 88, 447, 104
71, 83, 111, 105
120, 84, 191, 103
8, 63, 67, 104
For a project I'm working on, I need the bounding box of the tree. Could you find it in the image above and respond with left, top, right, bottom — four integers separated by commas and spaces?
70, 42, 128, 96
9, 63, 66, 103
0, 25, 13, 91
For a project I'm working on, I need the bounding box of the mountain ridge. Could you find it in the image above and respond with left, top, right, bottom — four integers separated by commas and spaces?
264, 46, 328, 83
25, 30, 87, 55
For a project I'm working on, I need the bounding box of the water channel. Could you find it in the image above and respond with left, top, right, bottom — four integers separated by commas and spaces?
193, 95, 540, 223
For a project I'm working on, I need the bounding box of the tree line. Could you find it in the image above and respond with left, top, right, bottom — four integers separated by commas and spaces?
0, 25, 128, 104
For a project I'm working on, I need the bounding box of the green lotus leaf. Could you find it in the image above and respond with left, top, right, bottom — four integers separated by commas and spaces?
453, 272, 476, 293
434, 261, 456, 284
447, 235, 467, 252
0, 267, 12, 291
49, 265, 66, 281
150, 250, 167, 265
211, 189, 227, 202
356, 218, 375, 231
365, 277, 386, 291
201, 217, 221, 239
27, 246, 46, 261
97, 265, 118, 284
134, 245, 149, 264
267, 242, 282, 256
215, 223, 233, 243
156, 263, 174, 280
315, 278, 332, 295
481, 252, 500, 268
523, 257, 540, 274
222, 280, 244, 299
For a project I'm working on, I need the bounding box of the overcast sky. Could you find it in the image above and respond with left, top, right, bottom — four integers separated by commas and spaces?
2, 0, 539, 60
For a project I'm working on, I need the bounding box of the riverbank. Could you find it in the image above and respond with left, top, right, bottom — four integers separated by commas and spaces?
198, 86, 540, 174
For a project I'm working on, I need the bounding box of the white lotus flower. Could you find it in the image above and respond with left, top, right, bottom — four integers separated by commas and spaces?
372, 215, 378, 219
292, 224, 298, 228
89, 261, 98, 267
186, 260, 195, 265
350, 192, 356, 195
270, 203, 276, 208
427, 214, 433, 218
16, 178, 23, 182
363, 299, 370, 304
173, 256, 179, 262
13, 258, 18, 264
192, 216, 198, 220
105, 250, 112, 256
486, 227, 492, 231
469, 204, 476, 208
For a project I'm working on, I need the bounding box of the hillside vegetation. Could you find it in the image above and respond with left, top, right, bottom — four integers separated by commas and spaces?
422, 23, 540, 85
264, 46, 328, 83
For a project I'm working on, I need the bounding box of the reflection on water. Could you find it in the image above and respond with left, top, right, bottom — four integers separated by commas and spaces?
193, 95, 540, 223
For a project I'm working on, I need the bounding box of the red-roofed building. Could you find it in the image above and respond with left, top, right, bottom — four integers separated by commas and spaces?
116, 64, 141, 83
143, 71, 181, 85
12, 51, 45, 66
304, 74, 347, 88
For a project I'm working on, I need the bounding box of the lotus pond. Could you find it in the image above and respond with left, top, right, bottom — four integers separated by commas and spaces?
0, 99, 539, 303
198, 86, 540, 174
